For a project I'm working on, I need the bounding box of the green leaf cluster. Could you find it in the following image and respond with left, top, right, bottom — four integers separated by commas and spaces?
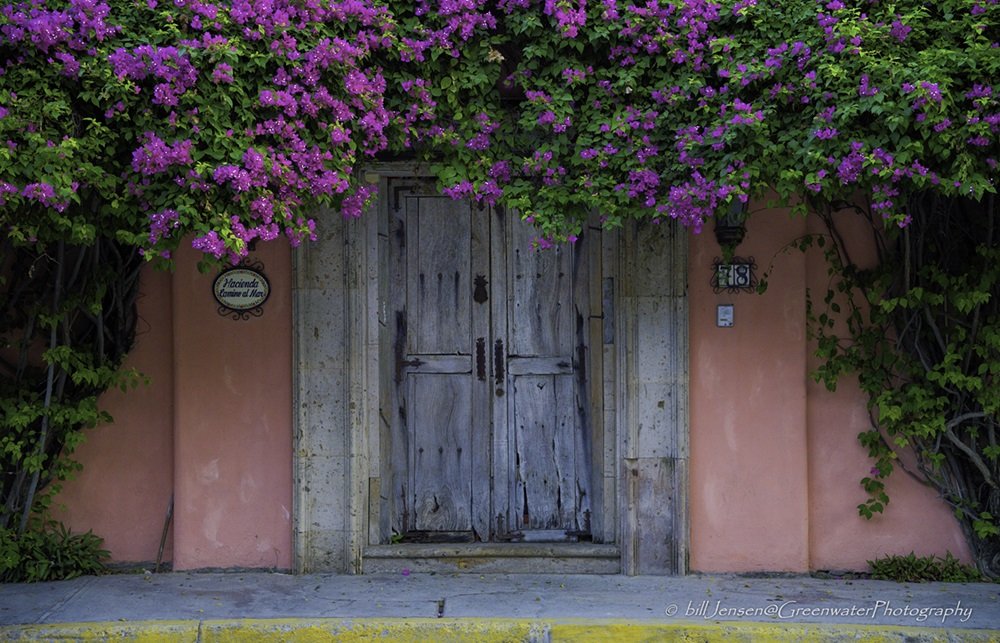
0, 521, 109, 583
868, 552, 985, 584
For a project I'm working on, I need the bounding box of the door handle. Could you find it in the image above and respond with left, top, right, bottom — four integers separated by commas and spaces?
494, 338, 505, 396
476, 337, 486, 381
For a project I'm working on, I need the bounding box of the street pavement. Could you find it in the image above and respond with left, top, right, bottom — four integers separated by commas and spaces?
1, 571, 998, 640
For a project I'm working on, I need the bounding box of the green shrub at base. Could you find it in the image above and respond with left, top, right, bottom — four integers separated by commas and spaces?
0, 521, 108, 583
868, 552, 985, 583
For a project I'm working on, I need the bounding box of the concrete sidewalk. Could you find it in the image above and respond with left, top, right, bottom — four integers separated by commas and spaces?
1, 571, 998, 641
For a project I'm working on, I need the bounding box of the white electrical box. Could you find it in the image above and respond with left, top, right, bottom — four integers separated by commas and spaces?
717, 304, 734, 327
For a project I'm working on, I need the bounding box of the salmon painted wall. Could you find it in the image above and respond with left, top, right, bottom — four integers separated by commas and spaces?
688, 205, 969, 573
59, 241, 294, 570
801, 210, 971, 570
689, 208, 811, 572
171, 241, 293, 570
61, 206, 969, 573
55, 268, 175, 565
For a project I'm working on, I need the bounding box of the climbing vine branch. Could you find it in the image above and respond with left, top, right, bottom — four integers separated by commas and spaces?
808, 194, 1000, 578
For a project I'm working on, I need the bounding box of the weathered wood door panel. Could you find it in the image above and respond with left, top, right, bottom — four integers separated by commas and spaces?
497, 211, 592, 537
511, 373, 582, 530
391, 188, 491, 539
406, 198, 474, 355
389, 179, 593, 543
408, 372, 473, 532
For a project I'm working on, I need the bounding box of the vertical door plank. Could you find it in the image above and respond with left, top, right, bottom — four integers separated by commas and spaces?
571, 231, 594, 537
490, 207, 510, 538
556, 373, 586, 531
469, 203, 492, 541
374, 178, 392, 545
387, 188, 410, 535
587, 223, 605, 542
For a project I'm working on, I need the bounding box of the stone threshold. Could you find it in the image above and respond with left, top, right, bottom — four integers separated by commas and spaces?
362, 543, 621, 574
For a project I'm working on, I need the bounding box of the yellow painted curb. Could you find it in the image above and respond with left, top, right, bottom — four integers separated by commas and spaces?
204, 618, 541, 642
548, 620, 1000, 642
0, 620, 200, 641
2, 618, 998, 642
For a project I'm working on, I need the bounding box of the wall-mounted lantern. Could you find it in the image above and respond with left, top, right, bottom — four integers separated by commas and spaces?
714, 199, 749, 249
711, 199, 756, 294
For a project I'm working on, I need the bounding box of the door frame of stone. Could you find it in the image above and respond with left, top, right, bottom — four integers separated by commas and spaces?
292, 164, 690, 574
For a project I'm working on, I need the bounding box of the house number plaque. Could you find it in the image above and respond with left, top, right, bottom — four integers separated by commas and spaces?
711, 256, 758, 294
213, 260, 270, 320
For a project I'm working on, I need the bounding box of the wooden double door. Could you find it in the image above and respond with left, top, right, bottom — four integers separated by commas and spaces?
386, 180, 594, 543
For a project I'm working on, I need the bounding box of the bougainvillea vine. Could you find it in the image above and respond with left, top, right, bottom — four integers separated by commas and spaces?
1, 0, 995, 259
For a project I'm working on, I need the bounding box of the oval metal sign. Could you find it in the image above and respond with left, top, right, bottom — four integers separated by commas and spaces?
213, 267, 270, 312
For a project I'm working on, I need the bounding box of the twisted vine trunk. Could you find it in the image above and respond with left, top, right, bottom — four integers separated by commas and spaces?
17, 241, 64, 535
0, 236, 142, 534
897, 194, 999, 578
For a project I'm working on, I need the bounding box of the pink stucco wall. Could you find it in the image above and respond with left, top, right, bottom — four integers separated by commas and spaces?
688, 205, 969, 573
59, 242, 294, 570
171, 241, 293, 570
55, 268, 175, 564
60, 207, 968, 573
801, 210, 971, 570
689, 209, 811, 572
